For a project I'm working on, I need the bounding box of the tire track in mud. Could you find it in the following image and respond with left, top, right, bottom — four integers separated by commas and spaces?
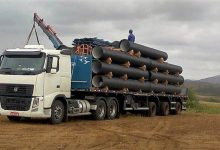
95, 117, 185, 150
26, 125, 67, 149
30, 120, 93, 150
89, 135, 122, 150
0, 113, 220, 150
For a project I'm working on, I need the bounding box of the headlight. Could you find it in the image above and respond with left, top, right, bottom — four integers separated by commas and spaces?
32, 97, 39, 108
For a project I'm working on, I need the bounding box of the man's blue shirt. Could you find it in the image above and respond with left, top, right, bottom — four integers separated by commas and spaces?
128, 34, 135, 42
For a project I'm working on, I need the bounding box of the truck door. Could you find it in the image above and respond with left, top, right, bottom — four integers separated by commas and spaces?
44, 55, 61, 100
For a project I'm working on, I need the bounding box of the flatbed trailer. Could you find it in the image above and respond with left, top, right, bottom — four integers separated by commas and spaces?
69, 88, 187, 118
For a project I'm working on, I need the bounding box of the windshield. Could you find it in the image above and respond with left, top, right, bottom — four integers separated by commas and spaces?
0, 52, 45, 75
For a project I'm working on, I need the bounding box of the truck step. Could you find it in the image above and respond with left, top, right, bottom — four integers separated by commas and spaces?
68, 112, 92, 117
124, 107, 149, 111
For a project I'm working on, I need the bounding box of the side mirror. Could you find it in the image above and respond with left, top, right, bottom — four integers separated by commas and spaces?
0, 55, 3, 65
46, 56, 59, 73
52, 57, 58, 69
46, 56, 53, 73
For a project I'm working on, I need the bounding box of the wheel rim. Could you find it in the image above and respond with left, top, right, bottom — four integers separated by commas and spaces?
97, 104, 105, 118
176, 103, 181, 113
165, 103, 169, 115
54, 105, 63, 120
109, 104, 116, 117
152, 104, 156, 115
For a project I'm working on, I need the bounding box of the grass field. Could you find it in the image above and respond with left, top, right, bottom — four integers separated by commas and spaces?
184, 81, 220, 96
197, 95, 220, 103
188, 101, 220, 114
187, 89, 220, 114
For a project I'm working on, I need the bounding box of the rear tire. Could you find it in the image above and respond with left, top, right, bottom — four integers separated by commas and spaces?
174, 102, 182, 115
148, 102, 157, 117
160, 102, 169, 116
50, 100, 64, 124
7, 116, 21, 122
106, 98, 118, 120
92, 99, 106, 120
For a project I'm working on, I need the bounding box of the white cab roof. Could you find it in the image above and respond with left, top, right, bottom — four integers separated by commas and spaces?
24, 45, 44, 49
5, 45, 61, 55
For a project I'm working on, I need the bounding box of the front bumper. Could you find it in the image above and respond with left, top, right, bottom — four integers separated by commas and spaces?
0, 96, 51, 118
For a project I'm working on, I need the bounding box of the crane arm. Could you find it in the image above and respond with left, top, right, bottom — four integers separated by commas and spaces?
34, 13, 64, 50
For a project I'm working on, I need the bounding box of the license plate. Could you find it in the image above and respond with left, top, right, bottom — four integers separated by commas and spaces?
10, 112, 19, 116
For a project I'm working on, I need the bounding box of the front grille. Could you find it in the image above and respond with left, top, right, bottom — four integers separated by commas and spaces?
1, 97, 32, 111
0, 84, 34, 97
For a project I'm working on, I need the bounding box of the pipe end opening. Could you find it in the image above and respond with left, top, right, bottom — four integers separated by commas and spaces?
92, 46, 103, 59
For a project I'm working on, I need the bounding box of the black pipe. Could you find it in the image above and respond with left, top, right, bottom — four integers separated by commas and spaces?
120, 39, 168, 61
149, 71, 184, 84
151, 61, 183, 74
92, 60, 150, 79
92, 46, 182, 74
111, 41, 120, 48
92, 75, 181, 94
92, 46, 137, 63
151, 83, 181, 94
92, 76, 151, 92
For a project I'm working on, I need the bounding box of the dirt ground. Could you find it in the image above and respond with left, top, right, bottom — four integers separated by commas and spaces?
0, 112, 219, 150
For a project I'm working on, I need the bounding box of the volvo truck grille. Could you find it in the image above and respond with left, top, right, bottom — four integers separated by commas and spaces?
1, 97, 32, 111
0, 84, 34, 97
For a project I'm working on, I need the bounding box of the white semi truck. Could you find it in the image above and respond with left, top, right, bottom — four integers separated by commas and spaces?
0, 45, 187, 124
0, 14, 187, 124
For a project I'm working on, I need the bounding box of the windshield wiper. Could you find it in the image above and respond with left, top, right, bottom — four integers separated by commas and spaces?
1, 67, 12, 70
22, 71, 34, 75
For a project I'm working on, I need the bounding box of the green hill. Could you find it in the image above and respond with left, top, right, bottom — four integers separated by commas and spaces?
184, 80, 220, 96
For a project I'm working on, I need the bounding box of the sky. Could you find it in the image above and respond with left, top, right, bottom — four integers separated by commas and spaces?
0, 0, 219, 80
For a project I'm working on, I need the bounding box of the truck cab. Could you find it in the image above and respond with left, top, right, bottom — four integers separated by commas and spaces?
0, 45, 72, 123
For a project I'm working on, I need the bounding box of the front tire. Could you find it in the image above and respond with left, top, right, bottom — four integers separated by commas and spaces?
50, 100, 64, 124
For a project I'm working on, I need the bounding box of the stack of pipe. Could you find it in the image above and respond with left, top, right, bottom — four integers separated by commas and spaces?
91, 39, 184, 94
73, 38, 112, 47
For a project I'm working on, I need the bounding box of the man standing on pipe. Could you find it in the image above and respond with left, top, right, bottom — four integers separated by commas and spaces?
128, 29, 135, 42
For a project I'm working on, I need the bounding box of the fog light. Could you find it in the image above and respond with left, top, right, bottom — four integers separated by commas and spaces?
32, 97, 39, 108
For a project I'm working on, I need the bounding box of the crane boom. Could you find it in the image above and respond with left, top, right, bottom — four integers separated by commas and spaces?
34, 13, 64, 50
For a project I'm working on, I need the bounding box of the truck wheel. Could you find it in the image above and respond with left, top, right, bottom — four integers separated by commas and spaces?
92, 99, 106, 120
174, 102, 182, 115
148, 102, 157, 117
106, 98, 118, 120
50, 100, 64, 124
160, 102, 169, 116
7, 116, 21, 122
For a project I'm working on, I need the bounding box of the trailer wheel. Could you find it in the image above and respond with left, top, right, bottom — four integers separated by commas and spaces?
160, 102, 169, 116
148, 102, 157, 117
50, 100, 64, 124
106, 98, 118, 120
7, 116, 21, 122
174, 102, 182, 115
92, 99, 106, 120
